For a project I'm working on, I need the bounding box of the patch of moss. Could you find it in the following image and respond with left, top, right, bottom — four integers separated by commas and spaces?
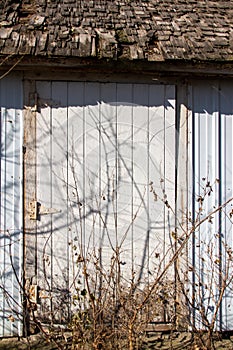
116, 30, 130, 44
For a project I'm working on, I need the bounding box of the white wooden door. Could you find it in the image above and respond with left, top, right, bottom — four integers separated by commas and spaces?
26, 81, 176, 323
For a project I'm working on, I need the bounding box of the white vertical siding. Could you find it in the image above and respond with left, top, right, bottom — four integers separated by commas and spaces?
191, 81, 233, 331
0, 75, 23, 336
219, 82, 233, 330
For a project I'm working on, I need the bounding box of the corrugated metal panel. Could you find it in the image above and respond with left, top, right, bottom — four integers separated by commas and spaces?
29, 81, 176, 323
191, 81, 233, 331
0, 75, 23, 336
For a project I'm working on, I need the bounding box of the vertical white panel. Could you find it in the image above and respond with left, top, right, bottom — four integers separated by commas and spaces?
98, 83, 118, 260
67, 81, 85, 295
0, 75, 23, 336
116, 84, 134, 277
219, 81, 233, 330
36, 81, 53, 321
148, 85, 176, 321
51, 82, 69, 321
147, 85, 166, 278
83, 82, 101, 256
191, 80, 233, 331
36, 81, 71, 322
164, 85, 176, 269
131, 84, 150, 284
191, 82, 220, 329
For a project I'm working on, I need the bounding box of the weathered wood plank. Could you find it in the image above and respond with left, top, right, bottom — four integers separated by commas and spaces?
24, 80, 37, 282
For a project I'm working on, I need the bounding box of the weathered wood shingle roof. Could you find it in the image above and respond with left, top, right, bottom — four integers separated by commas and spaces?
0, 0, 233, 62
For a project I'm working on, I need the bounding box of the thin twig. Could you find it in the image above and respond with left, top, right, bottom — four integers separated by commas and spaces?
0, 55, 24, 80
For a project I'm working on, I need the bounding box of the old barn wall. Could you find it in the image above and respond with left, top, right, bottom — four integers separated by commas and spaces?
0, 72, 233, 336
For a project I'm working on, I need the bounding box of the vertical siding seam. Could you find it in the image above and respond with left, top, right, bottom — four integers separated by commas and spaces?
163, 85, 166, 275
147, 84, 150, 283
115, 83, 118, 247
66, 82, 70, 320
131, 84, 134, 279
81, 81, 85, 281
191, 83, 196, 329
50, 81, 53, 318
218, 81, 223, 330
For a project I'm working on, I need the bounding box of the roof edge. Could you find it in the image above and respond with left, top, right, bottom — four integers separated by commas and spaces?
1, 55, 233, 78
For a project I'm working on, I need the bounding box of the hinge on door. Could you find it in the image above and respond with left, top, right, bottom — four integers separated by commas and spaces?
29, 200, 38, 220
39, 204, 61, 215
29, 200, 61, 220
